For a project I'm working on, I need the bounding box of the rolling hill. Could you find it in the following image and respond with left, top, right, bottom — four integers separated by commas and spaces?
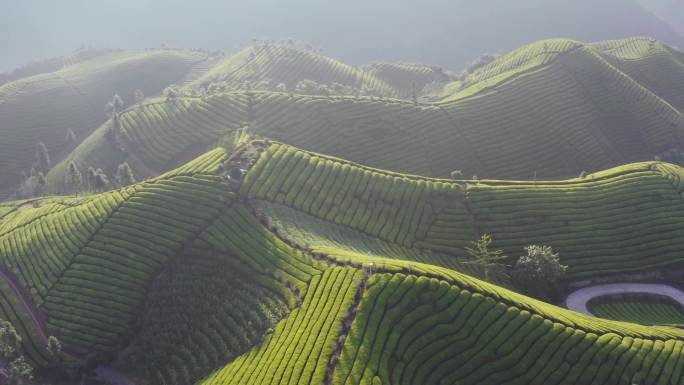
40, 37, 684, 198
5, 35, 684, 385
185, 44, 402, 97
4, 142, 684, 384
0, 49, 207, 193
0, 48, 106, 87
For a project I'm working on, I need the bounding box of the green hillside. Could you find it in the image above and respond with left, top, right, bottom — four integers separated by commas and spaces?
589, 294, 684, 326
4, 142, 684, 383
359, 62, 452, 98
0, 49, 206, 193
185, 43, 400, 96
5, 36, 684, 385
41, 37, 684, 197
0, 48, 106, 86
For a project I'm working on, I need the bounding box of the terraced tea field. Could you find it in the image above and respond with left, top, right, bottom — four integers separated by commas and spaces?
589, 295, 684, 326
3, 35, 684, 385
0, 49, 206, 191
4, 139, 684, 384
41, 38, 684, 198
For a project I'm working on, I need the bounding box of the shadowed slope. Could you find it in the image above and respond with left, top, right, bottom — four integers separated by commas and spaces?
0, 49, 206, 191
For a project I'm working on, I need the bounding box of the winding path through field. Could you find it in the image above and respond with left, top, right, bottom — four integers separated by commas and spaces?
0, 266, 135, 385
566, 283, 684, 315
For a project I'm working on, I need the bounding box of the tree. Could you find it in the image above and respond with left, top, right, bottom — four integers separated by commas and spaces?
295, 79, 318, 94
104, 114, 121, 145
512, 244, 567, 299
163, 86, 179, 101
46, 336, 63, 364
8, 356, 33, 385
66, 161, 82, 189
34, 172, 46, 196
86, 167, 97, 191
134, 89, 145, 105
464, 234, 508, 281
86, 168, 110, 192
35, 142, 51, 172
65, 128, 77, 146
106, 94, 124, 117
93, 168, 110, 190
115, 162, 135, 186
0, 319, 33, 385
0, 319, 21, 360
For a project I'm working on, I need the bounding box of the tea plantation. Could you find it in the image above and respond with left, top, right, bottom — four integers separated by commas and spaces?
41, 38, 684, 197
3, 35, 684, 385
2, 140, 684, 383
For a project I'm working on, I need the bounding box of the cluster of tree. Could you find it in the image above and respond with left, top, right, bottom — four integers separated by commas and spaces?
0, 319, 33, 384
16, 140, 54, 198
0, 319, 65, 385
464, 234, 567, 301
16, 93, 139, 198
66, 161, 135, 193
250, 37, 324, 54
199, 77, 387, 99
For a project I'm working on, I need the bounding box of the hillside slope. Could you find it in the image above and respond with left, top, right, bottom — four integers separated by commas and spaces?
5, 143, 684, 384
0, 49, 206, 192
0, 48, 106, 86
44, 38, 684, 196
186, 44, 402, 97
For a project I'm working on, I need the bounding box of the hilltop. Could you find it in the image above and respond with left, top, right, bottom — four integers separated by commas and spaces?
4, 142, 684, 384
24, 37, 684, 199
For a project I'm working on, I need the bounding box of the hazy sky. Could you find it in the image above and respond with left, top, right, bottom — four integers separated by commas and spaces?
1, 0, 682, 72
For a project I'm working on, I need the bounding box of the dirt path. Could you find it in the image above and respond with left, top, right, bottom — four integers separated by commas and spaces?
0, 267, 48, 341
565, 283, 684, 315
0, 266, 135, 385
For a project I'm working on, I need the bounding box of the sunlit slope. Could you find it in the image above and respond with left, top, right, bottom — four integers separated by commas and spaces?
0, 49, 206, 190
9, 143, 684, 384
201, 145, 684, 385
187, 44, 397, 96
50, 38, 684, 190
243, 143, 684, 281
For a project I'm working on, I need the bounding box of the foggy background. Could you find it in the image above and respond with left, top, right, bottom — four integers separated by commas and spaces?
1, 0, 682, 72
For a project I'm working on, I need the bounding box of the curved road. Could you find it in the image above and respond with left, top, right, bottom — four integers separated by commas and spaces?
566, 283, 684, 315
0, 267, 134, 385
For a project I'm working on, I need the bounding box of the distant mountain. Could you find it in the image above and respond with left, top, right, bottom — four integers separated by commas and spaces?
2, 0, 683, 71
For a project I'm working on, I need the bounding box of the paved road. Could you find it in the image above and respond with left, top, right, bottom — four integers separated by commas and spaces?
566, 283, 684, 315
0, 266, 135, 385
